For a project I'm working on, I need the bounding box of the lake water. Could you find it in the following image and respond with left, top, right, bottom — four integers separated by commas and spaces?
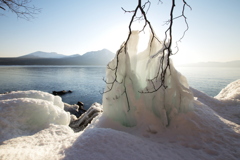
177, 66, 240, 97
0, 65, 239, 109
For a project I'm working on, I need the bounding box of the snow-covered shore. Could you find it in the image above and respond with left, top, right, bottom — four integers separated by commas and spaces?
0, 79, 239, 160
1, 30, 240, 159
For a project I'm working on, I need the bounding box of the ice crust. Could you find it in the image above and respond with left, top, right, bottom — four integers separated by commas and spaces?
103, 31, 194, 126
0, 90, 70, 142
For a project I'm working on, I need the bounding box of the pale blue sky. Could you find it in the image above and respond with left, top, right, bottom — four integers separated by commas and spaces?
0, 0, 240, 64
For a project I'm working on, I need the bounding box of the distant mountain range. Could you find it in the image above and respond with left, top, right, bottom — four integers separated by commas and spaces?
0, 49, 115, 65
19, 51, 68, 59
0, 51, 239, 67
177, 60, 240, 68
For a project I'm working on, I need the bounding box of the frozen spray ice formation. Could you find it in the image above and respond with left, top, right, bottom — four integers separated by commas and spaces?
103, 31, 194, 127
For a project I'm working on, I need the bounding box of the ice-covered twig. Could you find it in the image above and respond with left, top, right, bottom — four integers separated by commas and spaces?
141, 0, 191, 93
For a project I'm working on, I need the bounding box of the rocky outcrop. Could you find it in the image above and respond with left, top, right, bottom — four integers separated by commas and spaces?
69, 103, 103, 132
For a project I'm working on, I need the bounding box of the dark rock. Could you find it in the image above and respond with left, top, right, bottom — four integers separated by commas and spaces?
52, 90, 72, 96
77, 101, 86, 113
77, 101, 84, 107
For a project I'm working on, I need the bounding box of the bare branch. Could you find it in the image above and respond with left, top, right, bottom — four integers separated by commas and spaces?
0, 5, 5, 10
158, 0, 163, 4
0, 0, 41, 20
141, 0, 191, 93
121, 7, 135, 13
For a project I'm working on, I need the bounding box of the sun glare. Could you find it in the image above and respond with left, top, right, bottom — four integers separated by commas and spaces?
137, 31, 150, 53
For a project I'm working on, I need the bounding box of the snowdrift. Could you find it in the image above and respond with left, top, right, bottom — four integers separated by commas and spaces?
0, 80, 239, 159
0, 90, 70, 142
216, 79, 240, 100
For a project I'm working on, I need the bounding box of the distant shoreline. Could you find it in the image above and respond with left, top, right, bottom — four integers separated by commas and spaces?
0, 65, 107, 67
175, 60, 240, 68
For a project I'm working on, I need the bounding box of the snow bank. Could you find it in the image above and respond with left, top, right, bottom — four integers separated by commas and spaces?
0, 90, 64, 109
63, 127, 181, 160
0, 83, 239, 160
87, 98, 240, 160
103, 31, 194, 127
0, 91, 70, 142
0, 124, 75, 160
215, 79, 240, 100
190, 80, 240, 125
2, 96, 239, 160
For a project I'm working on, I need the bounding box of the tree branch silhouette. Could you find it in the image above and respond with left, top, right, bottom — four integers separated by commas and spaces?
140, 0, 191, 93
0, 0, 40, 20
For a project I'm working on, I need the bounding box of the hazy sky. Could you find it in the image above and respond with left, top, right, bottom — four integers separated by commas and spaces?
0, 0, 240, 64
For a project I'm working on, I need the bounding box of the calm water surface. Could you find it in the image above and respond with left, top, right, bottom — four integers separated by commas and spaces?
177, 66, 240, 97
0, 66, 239, 109
0, 66, 106, 109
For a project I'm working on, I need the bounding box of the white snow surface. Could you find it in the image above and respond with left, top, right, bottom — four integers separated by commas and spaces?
216, 79, 240, 100
0, 90, 64, 109
0, 90, 70, 143
0, 82, 239, 160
